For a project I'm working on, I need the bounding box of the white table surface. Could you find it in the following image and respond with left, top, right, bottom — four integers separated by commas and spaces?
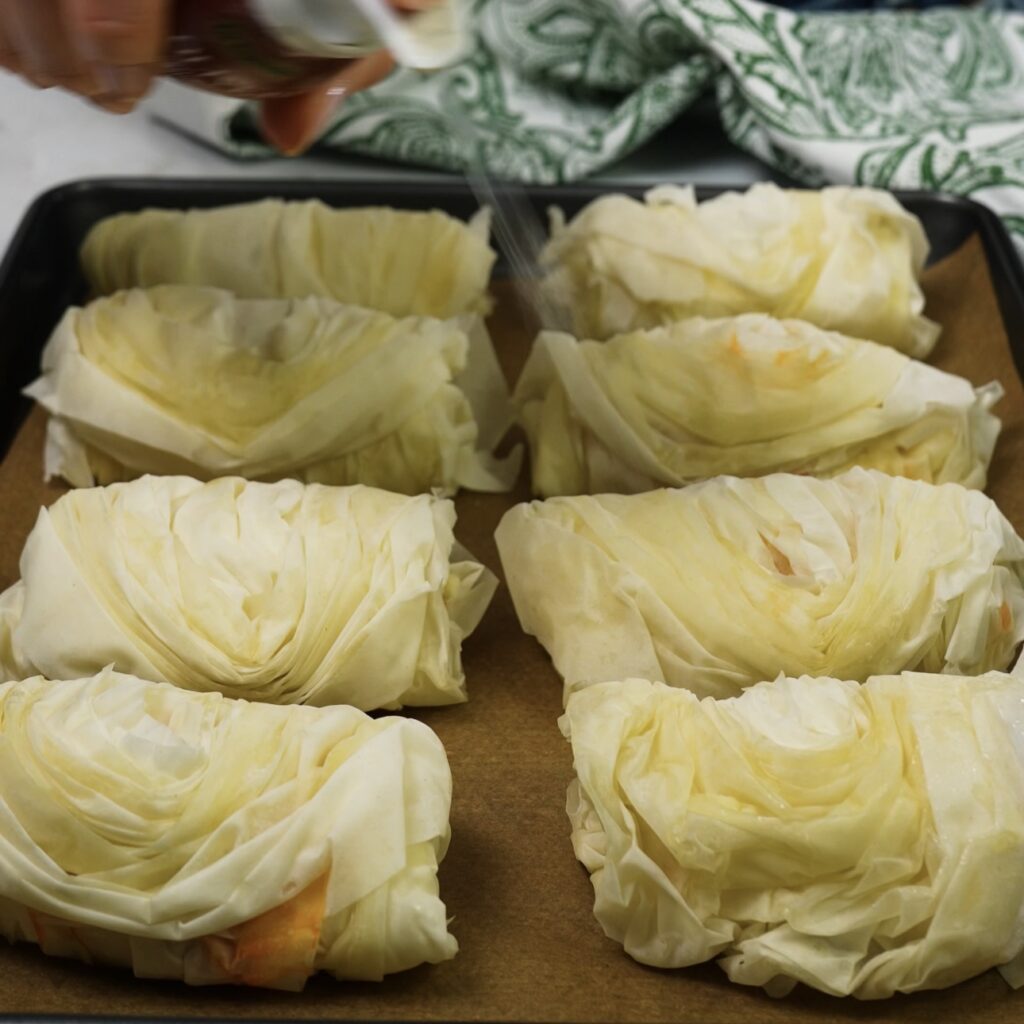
0, 73, 771, 255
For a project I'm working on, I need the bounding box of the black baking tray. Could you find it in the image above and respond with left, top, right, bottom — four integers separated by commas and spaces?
1, 179, 1024, 1024
2, 178, 1024, 465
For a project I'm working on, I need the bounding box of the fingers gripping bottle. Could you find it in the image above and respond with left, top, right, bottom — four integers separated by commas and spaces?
167, 0, 467, 99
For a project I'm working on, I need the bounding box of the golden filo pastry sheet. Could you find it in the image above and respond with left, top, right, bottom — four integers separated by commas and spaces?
542, 184, 938, 355
563, 672, 1024, 999
0, 669, 457, 989
81, 199, 496, 318
25, 286, 519, 495
0, 477, 496, 710
516, 313, 1000, 496
497, 469, 1024, 702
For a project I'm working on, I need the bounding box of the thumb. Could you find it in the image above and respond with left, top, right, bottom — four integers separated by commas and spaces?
259, 50, 395, 156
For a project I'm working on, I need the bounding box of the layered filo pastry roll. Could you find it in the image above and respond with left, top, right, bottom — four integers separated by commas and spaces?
25, 285, 518, 494
542, 184, 938, 356
563, 674, 1024, 999
0, 477, 496, 710
0, 669, 457, 989
516, 314, 1001, 496
495, 469, 1024, 701
81, 199, 495, 318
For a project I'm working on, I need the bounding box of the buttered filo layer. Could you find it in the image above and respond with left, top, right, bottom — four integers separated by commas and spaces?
26, 286, 517, 494
496, 469, 1024, 700
81, 199, 495, 318
565, 674, 1024, 999
517, 314, 1000, 496
542, 184, 938, 355
0, 477, 496, 709
0, 670, 456, 988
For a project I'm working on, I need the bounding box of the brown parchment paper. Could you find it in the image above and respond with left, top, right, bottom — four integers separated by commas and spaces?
1, 235, 1023, 1024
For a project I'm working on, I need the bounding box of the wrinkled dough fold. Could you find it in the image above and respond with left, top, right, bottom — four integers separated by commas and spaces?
81, 199, 495, 318
0, 476, 497, 709
564, 673, 1024, 998
517, 314, 1000, 496
542, 184, 938, 355
25, 286, 518, 495
0, 669, 457, 988
496, 469, 1024, 700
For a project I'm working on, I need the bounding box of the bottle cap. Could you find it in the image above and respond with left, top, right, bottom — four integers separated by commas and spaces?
250, 0, 468, 69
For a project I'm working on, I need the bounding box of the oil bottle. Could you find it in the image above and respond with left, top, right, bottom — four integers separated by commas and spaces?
165, 0, 465, 99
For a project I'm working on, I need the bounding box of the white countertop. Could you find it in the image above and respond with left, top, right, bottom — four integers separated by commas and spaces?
0, 73, 770, 255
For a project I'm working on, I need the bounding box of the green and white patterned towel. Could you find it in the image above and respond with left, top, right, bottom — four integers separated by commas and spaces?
155, 0, 1024, 254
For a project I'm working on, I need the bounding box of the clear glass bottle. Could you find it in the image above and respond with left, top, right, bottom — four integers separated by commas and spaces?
165, 0, 465, 99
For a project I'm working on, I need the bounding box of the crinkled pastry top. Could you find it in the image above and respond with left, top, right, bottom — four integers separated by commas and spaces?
0, 669, 457, 988
81, 199, 495, 318
542, 184, 938, 355
516, 314, 1000, 495
25, 286, 518, 495
564, 672, 1024, 998
496, 469, 1024, 700
0, 476, 496, 709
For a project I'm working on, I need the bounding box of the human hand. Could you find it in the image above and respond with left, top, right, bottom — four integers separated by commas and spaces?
0, 0, 169, 113
0, 0, 437, 150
